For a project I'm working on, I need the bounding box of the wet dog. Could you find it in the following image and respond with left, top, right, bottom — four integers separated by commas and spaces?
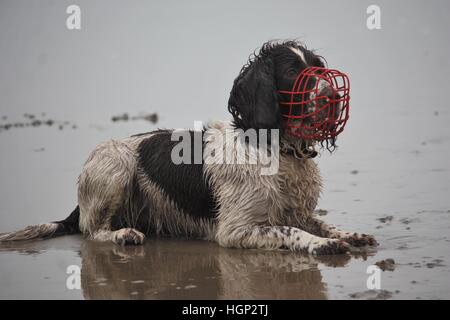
0, 40, 376, 254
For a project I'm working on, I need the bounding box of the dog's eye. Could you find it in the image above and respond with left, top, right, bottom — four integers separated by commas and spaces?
286, 68, 298, 77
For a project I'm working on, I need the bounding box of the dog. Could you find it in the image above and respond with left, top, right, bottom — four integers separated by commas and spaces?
0, 40, 376, 254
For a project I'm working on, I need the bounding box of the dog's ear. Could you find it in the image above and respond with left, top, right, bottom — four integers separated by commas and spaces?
228, 57, 280, 131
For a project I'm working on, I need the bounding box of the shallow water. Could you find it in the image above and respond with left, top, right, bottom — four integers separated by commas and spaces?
0, 226, 449, 300
1, 0, 450, 299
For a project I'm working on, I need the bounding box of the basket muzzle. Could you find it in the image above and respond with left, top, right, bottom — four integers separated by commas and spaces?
278, 67, 350, 140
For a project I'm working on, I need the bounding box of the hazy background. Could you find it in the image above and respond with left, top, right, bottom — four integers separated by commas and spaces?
1, 0, 449, 299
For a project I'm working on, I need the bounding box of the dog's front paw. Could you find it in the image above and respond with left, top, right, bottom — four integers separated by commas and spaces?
311, 239, 350, 255
337, 232, 377, 247
113, 228, 145, 246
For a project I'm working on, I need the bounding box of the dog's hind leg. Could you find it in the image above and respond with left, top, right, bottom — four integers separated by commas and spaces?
77, 139, 146, 245
216, 225, 350, 255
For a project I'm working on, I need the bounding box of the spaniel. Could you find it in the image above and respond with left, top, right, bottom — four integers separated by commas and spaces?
0, 40, 377, 254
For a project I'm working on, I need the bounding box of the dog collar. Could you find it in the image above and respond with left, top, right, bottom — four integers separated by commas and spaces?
282, 147, 317, 159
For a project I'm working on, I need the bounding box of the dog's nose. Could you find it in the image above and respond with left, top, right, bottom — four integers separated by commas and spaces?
318, 86, 339, 101
315, 86, 342, 124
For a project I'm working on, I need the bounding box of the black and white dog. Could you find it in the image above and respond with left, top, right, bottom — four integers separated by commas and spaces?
0, 40, 376, 254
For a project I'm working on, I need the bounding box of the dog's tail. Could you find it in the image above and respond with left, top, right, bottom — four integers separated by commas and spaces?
0, 206, 81, 242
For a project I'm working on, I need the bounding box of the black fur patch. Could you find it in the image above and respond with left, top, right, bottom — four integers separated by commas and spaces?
53, 206, 80, 235
137, 130, 218, 219
131, 129, 170, 138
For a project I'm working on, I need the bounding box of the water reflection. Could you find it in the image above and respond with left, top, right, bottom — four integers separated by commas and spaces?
79, 239, 352, 300
1, 235, 375, 299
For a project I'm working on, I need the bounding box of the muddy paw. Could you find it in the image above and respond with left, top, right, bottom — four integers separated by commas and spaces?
312, 239, 350, 255
114, 228, 145, 246
339, 233, 378, 247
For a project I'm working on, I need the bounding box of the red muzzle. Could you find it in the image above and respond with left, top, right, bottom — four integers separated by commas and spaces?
278, 67, 350, 140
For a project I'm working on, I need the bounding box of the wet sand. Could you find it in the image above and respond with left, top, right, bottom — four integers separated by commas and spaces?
0, 110, 449, 299
0, 224, 449, 300
1, 105, 450, 300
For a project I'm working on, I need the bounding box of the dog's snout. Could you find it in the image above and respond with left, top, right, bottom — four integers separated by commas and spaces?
278, 66, 350, 140
318, 86, 339, 101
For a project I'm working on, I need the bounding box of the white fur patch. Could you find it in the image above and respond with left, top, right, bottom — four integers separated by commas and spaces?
290, 47, 306, 64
